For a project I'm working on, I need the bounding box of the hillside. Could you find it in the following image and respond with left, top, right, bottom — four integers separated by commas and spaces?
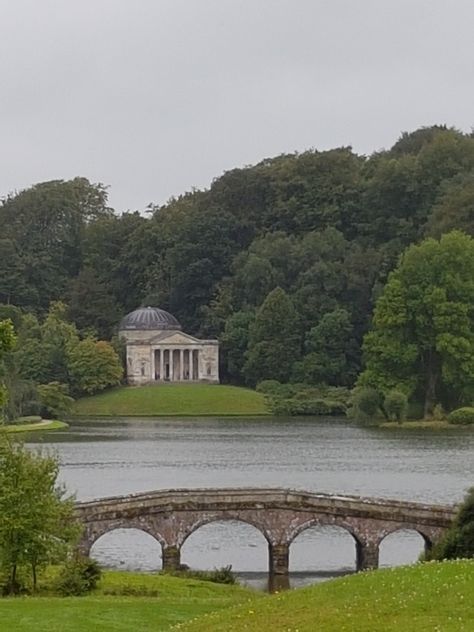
180, 560, 474, 631
71, 384, 269, 416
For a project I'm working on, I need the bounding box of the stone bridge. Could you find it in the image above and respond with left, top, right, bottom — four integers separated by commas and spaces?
75, 488, 456, 576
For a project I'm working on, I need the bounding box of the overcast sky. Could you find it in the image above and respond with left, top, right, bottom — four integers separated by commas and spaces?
0, 0, 473, 212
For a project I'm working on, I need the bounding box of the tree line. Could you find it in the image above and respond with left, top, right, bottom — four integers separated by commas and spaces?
1, 124, 474, 416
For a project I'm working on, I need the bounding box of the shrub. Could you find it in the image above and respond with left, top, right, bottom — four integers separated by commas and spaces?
350, 387, 382, 423
448, 407, 474, 425
256, 380, 282, 395
384, 390, 408, 423
55, 556, 102, 596
37, 382, 74, 419
166, 565, 236, 585
427, 487, 474, 560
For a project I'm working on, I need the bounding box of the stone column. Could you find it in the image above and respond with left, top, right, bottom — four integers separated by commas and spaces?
269, 543, 290, 575
179, 349, 184, 381
162, 545, 181, 571
195, 349, 200, 381
159, 349, 164, 382
169, 349, 174, 381
150, 349, 155, 381
356, 540, 379, 571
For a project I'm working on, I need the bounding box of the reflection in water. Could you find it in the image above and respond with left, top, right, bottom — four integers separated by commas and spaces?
28, 416, 474, 589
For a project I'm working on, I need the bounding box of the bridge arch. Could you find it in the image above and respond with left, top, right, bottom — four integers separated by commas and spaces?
180, 517, 270, 573
289, 523, 360, 573
376, 524, 434, 549
286, 516, 363, 547
178, 514, 271, 548
378, 526, 432, 567
82, 519, 167, 556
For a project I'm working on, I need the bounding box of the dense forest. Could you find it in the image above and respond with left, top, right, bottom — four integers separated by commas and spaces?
2, 125, 474, 416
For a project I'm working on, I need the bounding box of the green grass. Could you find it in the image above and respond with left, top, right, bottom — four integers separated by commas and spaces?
71, 384, 269, 416
178, 560, 474, 631
2, 419, 68, 433
0, 572, 259, 632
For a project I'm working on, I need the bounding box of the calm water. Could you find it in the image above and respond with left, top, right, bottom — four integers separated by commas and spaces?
28, 417, 474, 589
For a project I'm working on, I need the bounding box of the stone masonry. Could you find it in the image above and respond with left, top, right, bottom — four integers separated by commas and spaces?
75, 488, 456, 575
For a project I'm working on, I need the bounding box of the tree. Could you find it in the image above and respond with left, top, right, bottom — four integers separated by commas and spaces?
298, 308, 358, 386
0, 178, 112, 312
220, 310, 255, 382
243, 288, 301, 384
0, 320, 16, 416
0, 435, 80, 593
67, 338, 123, 395
427, 487, 474, 560
359, 231, 474, 416
67, 267, 120, 339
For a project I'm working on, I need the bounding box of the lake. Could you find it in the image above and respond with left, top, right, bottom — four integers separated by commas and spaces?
28, 416, 474, 589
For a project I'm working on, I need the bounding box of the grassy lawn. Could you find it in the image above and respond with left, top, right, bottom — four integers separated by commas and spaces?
0, 572, 260, 632
71, 384, 269, 416
3, 419, 68, 433
179, 560, 474, 631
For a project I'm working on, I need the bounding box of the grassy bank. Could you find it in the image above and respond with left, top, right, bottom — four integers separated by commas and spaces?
72, 384, 269, 417
3, 419, 68, 433
0, 572, 259, 632
179, 560, 474, 631
380, 420, 473, 429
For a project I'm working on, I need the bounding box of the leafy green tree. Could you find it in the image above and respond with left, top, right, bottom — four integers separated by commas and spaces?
67, 267, 120, 339
359, 231, 474, 416
37, 382, 74, 419
427, 487, 474, 560
220, 311, 255, 382
243, 288, 301, 384
0, 178, 112, 311
384, 390, 408, 423
297, 308, 358, 386
350, 387, 384, 423
67, 338, 122, 395
0, 435, 80, 593
0, 320, 16, 416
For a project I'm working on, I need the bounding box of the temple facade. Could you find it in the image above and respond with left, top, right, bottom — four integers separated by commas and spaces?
119, 307, 219, 385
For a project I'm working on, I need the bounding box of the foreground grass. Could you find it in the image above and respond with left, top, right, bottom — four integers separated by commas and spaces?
72, 384, 269, 416
0, 572, 259, 632
3, 419, 68, 433
179, 561, 474, 631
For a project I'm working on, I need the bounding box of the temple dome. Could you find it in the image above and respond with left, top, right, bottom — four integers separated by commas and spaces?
119, 306, 181, 331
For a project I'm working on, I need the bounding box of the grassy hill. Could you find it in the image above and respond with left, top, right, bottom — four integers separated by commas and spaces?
1, 562, 472, 631
180, 560, 474, 631
0, 572, 259, 632
71, 384, 269, 416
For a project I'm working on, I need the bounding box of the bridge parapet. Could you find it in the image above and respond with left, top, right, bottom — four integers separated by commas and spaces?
75, 488, 457, 576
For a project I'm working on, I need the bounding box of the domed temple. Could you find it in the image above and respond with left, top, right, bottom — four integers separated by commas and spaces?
119, 307, 219, 385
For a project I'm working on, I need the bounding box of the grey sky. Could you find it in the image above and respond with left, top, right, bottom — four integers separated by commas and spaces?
1, 0, 473, 212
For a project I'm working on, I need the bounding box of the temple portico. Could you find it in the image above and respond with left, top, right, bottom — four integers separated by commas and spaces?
119, 307, 219, 385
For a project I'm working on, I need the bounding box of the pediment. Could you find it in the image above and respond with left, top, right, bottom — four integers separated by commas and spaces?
149, 331, 202, 345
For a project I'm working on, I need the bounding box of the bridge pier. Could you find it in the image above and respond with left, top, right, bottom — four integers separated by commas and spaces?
162, 545, 181, 571
269, 543, 290, 575
356, 541, 379, 571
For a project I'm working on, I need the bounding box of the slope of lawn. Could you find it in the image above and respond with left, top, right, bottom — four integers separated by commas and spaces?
71, 384, 269, 416
178, 560, 474, 631
3, 419, 68, 433
0, 572, 260, 632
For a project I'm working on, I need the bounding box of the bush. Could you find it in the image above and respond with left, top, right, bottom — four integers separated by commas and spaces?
350, 387, 382, 423
448, 407, 474, 425
427, 487, 474, 560
55, 556, 102, 596
270, 397, 345, 416
37, 382, 74, 419
384, 390, 408, 423
166, 565, 236, 585
256, 380, 282, 395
